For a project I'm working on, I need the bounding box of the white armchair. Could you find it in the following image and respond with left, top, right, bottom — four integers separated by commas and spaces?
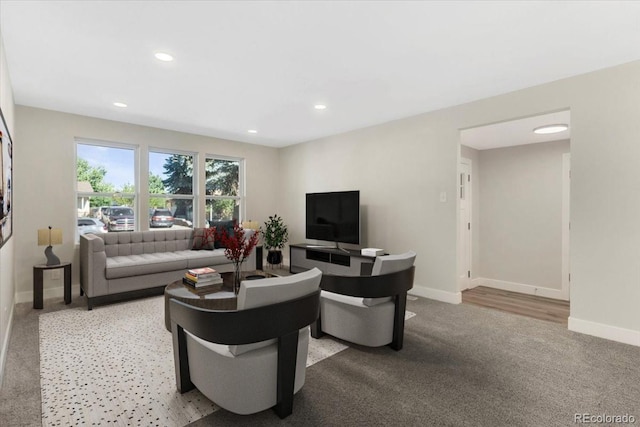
169, 268, 322, 418
312, 251, 416, 350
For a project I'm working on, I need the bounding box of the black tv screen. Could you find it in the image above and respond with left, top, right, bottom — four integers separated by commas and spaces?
306, 190, 360, 244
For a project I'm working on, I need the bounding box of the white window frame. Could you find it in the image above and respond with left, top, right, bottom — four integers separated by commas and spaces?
204, 154, 245, 224
147, 147, 198, 229
75, 138, 139, 238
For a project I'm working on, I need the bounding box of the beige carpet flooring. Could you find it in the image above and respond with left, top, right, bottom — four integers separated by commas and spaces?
2, 285, 638, 426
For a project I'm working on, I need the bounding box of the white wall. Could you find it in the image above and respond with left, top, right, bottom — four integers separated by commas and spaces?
478, 140, 570, 292
0, 30, 16, 387
13, 106, 281, 303
279, 61, 640, 346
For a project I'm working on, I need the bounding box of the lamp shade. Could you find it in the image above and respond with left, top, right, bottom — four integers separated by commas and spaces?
38, 228, 63, 246
242, 221, 260, 230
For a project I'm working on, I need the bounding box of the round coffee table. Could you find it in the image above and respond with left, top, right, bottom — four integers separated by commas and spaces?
164, 270, 277, 331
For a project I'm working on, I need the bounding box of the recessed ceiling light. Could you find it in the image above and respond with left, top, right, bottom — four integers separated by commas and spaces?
314, 104, 327, 110
113, 102, 127, 108
533, 124, 569, 134
154, 52, 174, 62
247, 129, 258, 134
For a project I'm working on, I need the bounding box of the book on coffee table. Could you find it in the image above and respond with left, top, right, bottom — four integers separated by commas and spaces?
183, 276, 223, 288
185, 267, 222, 286
187, 267, 219, 279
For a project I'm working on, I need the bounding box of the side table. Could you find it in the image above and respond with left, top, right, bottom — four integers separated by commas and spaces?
33, 262, 72, 309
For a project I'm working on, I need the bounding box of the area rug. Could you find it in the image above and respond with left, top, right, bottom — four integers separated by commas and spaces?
39, 296, 415, 426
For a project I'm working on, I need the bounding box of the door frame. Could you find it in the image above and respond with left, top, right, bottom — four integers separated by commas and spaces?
458, 158, 472, 291
561, 153, 571, 300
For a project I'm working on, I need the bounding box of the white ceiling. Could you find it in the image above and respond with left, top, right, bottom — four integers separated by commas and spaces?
460, 110, 571, 151
1, 1, 639, 148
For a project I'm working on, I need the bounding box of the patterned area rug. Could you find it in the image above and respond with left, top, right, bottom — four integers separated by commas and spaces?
39, 296, 415, 426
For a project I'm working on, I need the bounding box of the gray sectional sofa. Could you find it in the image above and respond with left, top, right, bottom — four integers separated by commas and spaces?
79, 228, 256, 310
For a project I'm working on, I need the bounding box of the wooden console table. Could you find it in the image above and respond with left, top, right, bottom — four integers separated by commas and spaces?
33, 262, 72, 309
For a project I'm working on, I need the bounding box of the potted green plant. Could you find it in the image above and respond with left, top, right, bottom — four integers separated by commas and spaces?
261, 214, 289, 267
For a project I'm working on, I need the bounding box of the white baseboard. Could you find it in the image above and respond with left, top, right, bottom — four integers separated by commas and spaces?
0, 302, 15, 387
409, 285, 461, 304
469, 278, 482, 289
568, 316, 640, 347
475, 277, 567, 301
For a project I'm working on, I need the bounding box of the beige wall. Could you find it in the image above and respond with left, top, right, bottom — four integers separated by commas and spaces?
279, 113, 459, 302
0, 30, 16, 386
478, 140, 570, 289
279, 61, 640, 344
13, 107, 281, 303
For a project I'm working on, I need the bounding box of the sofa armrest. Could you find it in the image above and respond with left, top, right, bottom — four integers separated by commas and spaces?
236, 229, 257, 272
80, 234, 108, 298
242, 247, 257, 271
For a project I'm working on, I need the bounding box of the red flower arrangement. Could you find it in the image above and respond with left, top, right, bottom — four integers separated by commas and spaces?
218, 222, 259, 294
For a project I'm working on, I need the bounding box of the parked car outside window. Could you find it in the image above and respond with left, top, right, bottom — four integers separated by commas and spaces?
149, 208, 174, 228
77, 217, 107, 235
103, 206, 135, 232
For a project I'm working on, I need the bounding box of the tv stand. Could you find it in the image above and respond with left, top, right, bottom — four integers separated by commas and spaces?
333, 242, 351, 253
290, 243, 376, 276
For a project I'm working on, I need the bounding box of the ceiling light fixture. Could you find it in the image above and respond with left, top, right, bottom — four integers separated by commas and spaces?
154, 52, 174, 62
248, 129, 258, 134
113, 102, 127, 108
314, 104, 327, 110
533, 124, 569, 134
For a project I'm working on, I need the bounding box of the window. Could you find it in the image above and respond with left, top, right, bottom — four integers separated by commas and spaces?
148, 150, 195, 230
76, 141, 137, 236
205, 157, 243, 225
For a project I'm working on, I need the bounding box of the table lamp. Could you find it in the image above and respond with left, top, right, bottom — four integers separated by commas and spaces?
241, 220, 260, 230
38, 226, 62, 266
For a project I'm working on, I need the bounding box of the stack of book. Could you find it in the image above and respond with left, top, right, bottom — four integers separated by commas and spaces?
183, 267, 223, 288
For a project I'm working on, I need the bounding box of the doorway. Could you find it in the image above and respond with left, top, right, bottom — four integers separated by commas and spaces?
459, 110, 571, 310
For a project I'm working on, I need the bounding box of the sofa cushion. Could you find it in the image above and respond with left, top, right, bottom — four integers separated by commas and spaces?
106, 252, 188, 279
321, 290, 371, 307
192, 227, 216, 250
102, 229, 194, 257
174, 249, 230, 269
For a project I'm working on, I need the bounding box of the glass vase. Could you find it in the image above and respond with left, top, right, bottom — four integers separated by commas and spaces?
233, 261, 242, 295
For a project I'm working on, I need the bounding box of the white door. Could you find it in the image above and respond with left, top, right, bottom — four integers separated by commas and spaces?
458, 159, 472, 291
561, 153, 571, 300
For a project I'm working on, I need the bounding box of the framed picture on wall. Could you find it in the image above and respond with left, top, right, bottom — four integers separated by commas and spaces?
0, 107, 13, 249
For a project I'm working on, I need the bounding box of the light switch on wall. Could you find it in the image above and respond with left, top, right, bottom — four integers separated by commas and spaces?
439, 191, 447, 202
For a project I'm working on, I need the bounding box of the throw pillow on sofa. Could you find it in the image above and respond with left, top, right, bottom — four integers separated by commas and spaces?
192, 227, 216, 250
211, 220, 235, 249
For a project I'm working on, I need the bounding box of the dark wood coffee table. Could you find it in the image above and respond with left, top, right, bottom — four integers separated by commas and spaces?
164, 270, 277, 331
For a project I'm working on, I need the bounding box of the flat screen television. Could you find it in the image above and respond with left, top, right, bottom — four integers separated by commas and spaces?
306, 190, 360, 245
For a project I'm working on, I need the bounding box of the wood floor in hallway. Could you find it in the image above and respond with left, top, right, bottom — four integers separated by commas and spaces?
462, 286, 570, 325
